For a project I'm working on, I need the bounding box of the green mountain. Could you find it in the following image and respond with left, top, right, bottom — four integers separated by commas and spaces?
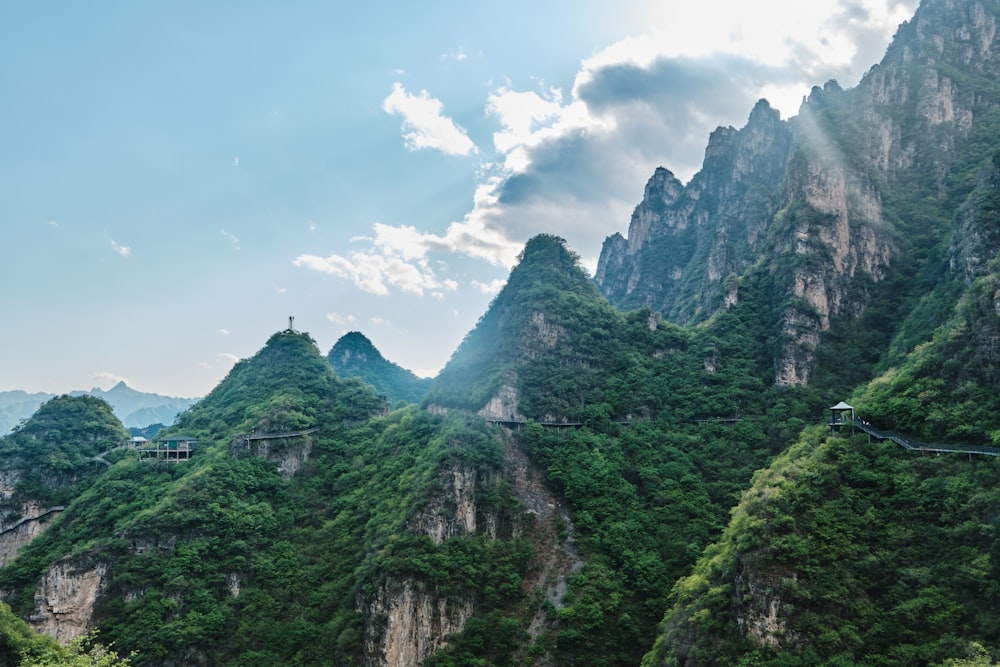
3, 0, 1000, 665
327, 331, 432, 405
0, 384, 198, 436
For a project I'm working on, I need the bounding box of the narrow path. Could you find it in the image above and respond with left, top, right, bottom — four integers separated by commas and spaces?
850, 420, 1000, 457
0, 506, 66, 536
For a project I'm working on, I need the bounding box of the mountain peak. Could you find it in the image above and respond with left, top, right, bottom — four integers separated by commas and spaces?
328, 331, 430, 405
330, 331, 383, 362
171, 328, 383, 437
427, 234, 614, 419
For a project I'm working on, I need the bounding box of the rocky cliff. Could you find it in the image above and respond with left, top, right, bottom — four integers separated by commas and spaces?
596, 100, 792, 326
597, 0, 1000, 387
362, 436, 578, 667
28, 559, 107, 644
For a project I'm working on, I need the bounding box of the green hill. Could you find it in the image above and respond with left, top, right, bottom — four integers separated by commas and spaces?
327, 331, 432, 405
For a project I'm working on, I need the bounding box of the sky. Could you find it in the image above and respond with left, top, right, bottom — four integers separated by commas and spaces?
1, 0, 920, 398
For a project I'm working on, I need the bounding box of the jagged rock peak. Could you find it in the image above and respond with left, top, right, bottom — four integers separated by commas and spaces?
642, 167, 684, 209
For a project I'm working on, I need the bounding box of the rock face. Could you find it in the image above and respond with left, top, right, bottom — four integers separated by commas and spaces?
29, 560, 107, 643
734, 560, 799, 649
229, 431, 314, 479
0, 470, 66, 567
596, 0, 1000, 386
477, 376, 525, 423
0, 502, 64, 568
596, 100, 793, 326
407, 463, 494, 545
364, 578, 475, 667
363, 435, 579, 667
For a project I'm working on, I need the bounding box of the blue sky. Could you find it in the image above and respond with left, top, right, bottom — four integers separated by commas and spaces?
1, 1, 918, 397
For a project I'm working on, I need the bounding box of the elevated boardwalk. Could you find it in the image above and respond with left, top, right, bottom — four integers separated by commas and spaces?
846, 420, 1000, 458
486, 419, 636, 429
0, 506, 65, 536
242, 427, 319, 441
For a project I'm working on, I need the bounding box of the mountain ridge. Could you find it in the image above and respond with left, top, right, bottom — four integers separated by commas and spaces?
2, 0, 1000, 665
0, 382, 198, 435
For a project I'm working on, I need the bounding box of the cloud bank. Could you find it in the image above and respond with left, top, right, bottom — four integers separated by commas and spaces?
299, 0, 918, 292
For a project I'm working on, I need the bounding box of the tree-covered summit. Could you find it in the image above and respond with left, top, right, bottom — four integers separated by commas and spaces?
327, 331, 431, 405
426, 234, 645, 419
170, 329, 384, 439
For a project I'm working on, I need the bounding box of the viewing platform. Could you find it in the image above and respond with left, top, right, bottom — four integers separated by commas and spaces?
138, 436, 196, 462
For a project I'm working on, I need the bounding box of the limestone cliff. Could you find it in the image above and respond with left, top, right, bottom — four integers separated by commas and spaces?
597, 0, 1000, 387
229, 430, 315, 479
363, 434, 578, 667
0, 501, 64, 568
597, 100, 792, 326
28, 559, 107, 644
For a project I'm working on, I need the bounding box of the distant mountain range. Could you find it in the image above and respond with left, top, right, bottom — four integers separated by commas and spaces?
0, 381, 198, 434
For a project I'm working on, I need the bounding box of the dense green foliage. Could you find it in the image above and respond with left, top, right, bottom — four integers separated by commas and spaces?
0, 603, 131, 667
327, 331, 433, 405
647, 426, 1000, 667
0, 395, 128, 511
856, 265, 1000, 445
0, 331, 528, 666
7, 2, 1000, 663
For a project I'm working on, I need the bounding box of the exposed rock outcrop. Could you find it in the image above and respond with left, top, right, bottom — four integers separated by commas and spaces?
229, 431, 315, 479
477, 376, 525, 422
364, 578, 474, 667
598, 0, 1000, 387
29, 560, 107, 644
0, 503, 64, 567
734, 559, 800, 649
408, 462, 494, 545
363, 431, 580, 667
596, 99, 793, 327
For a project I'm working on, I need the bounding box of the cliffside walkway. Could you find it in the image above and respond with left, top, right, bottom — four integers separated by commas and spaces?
0, 506, 66, 536
486, 419, 636, 429
242, 427, 320, 441
848, 420, 1000, 458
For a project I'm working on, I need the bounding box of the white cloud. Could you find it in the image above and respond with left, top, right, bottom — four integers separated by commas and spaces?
294, 246, 458, 297
275, 286, 287, 294
217, 352, 240, 365
220, 229, 240, 250
326, 312, 357, 326
294, 215, 519, 296
46, 220, 59, 229
217, 328, 230, 336
382, 82, 478, 156
472, 278, 506, 295
110, 240, 131, 258
371, 315, 390, 326
232, 156, 240, 167
307, 220, 317, 232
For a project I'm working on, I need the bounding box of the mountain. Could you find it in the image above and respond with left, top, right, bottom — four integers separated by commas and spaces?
597, 0, 1000, 391
327, 331, 432, 405
2, 0, 1000, 665
0, 391, 53, 437
80, 382, 199, 430
0, 383, 198, 435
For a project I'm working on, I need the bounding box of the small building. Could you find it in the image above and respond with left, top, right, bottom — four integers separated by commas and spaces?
138, 436, 197, 462
828, 401, 855, 433
129, 436, 148, 447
